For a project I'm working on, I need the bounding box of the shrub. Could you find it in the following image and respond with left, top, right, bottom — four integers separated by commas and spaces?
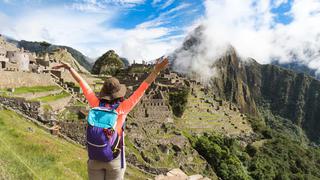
246, 144, 257, 157
191, 133, 250, 180
169, 87, 189, 117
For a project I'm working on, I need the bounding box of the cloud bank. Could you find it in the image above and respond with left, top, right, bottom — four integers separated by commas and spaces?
173, 0, 320, 78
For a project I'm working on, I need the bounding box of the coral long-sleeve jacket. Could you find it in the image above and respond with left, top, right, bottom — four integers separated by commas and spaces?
79, 79, 149, 134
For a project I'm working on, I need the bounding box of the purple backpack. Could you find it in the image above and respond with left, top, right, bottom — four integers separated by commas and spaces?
86, 102, 125, 168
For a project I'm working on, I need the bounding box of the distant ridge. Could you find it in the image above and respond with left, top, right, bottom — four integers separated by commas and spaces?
272, 60, 320, 80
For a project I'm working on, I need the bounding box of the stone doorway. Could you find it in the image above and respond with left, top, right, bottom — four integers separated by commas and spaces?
1, 61, 5, 69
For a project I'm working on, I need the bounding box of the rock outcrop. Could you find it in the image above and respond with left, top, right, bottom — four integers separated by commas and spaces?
155, 169, 213, 180
50, 48, 89, 73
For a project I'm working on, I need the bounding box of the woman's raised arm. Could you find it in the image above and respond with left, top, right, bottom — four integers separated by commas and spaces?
144, 58, 169, 84
120, 58, 169, 114
53, 63, 99, 107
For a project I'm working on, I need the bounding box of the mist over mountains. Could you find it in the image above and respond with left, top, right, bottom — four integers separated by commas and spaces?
170, 0, 320, 80
170, 24, 320, 144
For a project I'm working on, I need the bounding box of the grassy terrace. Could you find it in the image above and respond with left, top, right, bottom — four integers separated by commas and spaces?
0, 109, 87, 179
178, 85, 252, 135
0, 86, 60, 95
179, 87, 222, 131
0, 109, 151, 179
33, 91, 70, 102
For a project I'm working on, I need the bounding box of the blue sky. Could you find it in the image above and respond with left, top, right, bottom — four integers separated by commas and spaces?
2, 0, 318, 67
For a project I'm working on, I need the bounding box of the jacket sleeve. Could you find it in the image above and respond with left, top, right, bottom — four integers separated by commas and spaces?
79, 79, 99, 107
119, 81, 150, 114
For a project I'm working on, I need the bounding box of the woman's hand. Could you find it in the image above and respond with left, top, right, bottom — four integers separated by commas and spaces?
52, 62, 71, 70
154, 57, 169, 73
144, 57, 169, 84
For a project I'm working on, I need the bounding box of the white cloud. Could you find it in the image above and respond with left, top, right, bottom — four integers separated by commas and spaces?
120, 27, 180, 61
173, 0, 320, 79
161, 0, 175, 9
68, 1, 108, 13
108, 0, 145, 7
152, 0, 161, 6
1, 0, 11, 3
0, 4, 183, 62
111, 0, 145, 3
68, 0, 145, 12
138, 3, 191, 28
151, 0, 176, 9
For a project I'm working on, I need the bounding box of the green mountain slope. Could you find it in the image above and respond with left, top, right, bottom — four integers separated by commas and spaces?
211, 52, 320, 143
272, 61, 320, 80
188, 107, 320, 180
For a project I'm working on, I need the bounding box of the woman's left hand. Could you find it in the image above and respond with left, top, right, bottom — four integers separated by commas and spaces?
52, 62, 71, 70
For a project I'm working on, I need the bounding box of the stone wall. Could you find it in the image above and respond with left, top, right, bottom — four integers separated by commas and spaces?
57, 120, 87, 145
0, 96, 40, 120
0, 71, 55, 88
134, 98, 171, 120
7, 51, 30, 71
0, 95, 87, 145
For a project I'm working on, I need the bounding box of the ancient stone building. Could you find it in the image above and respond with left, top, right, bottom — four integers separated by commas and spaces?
0, 47, 9, 70
36, 52, 50, 68
6, 49, 31, 71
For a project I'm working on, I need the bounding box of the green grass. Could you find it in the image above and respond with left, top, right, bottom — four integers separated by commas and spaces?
0, 109, 152, 180
0, 109, 87, 179
125, 165, 153, 180
58, 109, 80, 121
73, 100, 87, 107
1, 86, 60, 95
34, 91, 70, 102
125, 136, 145, 163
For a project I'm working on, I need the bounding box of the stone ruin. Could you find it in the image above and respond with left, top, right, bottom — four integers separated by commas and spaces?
57, 120, 87, 145
0, 35, 75, 78
0, 96, 41, 120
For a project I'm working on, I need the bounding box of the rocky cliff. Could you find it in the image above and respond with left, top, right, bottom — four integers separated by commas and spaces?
211, 51, 320, 143
272, 60, 320, 80
173, 26, 320, 144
